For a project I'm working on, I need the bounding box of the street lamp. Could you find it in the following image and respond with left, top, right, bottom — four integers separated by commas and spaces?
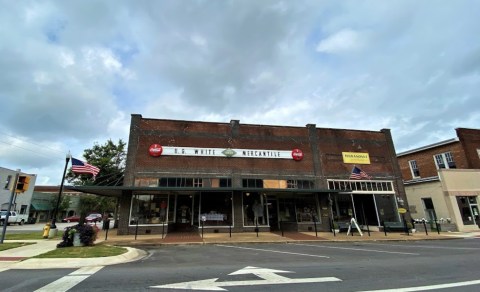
51, 152, 71, 229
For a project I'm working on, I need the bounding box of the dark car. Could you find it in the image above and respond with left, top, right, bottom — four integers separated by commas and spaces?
62, 215, 80, 223
85, 213, 102, 223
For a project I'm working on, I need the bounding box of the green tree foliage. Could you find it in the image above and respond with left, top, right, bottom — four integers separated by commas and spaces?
66, 139, 126, 186
66, 139, 126, 223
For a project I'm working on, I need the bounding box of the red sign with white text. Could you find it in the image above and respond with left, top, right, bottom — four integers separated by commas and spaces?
291, 149, 304, 161
149, 144, 163, 157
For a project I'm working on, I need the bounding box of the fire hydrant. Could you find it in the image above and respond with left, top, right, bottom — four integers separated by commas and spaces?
43, 223, 51, 239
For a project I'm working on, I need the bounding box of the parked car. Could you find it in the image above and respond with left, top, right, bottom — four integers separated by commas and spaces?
85, 213, 102, 223
61, 215, 80, 223
0, 210, 28, 225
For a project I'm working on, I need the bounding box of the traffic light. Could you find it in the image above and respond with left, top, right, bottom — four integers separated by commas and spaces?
15, 175, 30, 193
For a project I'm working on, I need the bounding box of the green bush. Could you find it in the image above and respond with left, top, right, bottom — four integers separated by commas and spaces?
57, 224, 98, 248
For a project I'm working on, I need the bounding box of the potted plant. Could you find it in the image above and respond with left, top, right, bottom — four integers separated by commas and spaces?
57, 224, 98, 248
332, 222, 340, 233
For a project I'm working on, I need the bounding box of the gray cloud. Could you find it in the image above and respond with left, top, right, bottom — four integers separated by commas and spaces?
0, 0, 479, 184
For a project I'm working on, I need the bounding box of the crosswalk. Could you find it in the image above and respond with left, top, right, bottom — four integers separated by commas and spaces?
33, 266, 104, 292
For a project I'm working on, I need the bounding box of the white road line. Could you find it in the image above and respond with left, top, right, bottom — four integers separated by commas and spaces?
357, 279, 480, 291
290, 243, 420, 255
216, 244, 330, 258
361, 242, 480, 250
34, 266, 104, 292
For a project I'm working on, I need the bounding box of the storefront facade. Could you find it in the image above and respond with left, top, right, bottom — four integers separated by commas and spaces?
85, 115, 408, 235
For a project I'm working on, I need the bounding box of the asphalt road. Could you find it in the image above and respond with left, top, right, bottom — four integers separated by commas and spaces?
1, 238, 480, 291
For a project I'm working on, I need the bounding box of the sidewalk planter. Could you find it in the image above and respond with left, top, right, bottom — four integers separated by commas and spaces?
57, 224, 98, 248
73, 233, 84, 247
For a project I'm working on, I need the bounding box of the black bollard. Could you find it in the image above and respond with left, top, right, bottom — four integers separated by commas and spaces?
423, 219, 428, 235
134, 217, 139, 240
382, 221, 387, 236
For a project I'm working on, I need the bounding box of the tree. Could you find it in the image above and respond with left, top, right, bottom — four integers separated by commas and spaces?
66, 139, 126, 224
66, 139, 126, 186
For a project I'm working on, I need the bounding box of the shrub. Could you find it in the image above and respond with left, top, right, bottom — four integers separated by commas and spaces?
56, 224, 98, 248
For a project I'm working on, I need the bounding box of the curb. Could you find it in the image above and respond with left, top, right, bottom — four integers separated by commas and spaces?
10, 247, 148, 269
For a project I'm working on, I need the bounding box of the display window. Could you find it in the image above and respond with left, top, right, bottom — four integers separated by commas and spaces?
130, 194, 169, 225
243, 192, 267, 226
199, 192, 232, 226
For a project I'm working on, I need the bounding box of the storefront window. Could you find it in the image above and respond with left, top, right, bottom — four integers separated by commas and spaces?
294, 195, 319, 222
331, 194, 353, 222
243, 192, 267, 226
200, 192, 232, 226
456, 196, 477, 225
375, 194, 397, 222
130, 194, 169, 225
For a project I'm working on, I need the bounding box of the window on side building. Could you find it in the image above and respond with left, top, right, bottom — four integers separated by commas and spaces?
409, 160, 420, 178
434, 152, 456, 169
4, 175, 12, 190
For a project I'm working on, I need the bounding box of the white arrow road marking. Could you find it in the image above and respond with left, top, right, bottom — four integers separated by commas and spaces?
34, 266, 104, 292
357, 279, 480, 291
151, 266, 341, 291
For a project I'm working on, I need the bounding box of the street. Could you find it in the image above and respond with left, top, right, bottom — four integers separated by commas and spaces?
1, 237, 480, 291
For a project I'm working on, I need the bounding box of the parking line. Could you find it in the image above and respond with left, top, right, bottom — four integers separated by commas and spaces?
216, 244, 330, 258
290, 243, 420, 255
34, 266, 104, 292
357, 279, 480, 291
361, 242, 480, 250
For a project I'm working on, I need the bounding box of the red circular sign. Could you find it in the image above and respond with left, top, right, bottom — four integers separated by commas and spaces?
149, 144, 163, 157
291, 148, 303, 161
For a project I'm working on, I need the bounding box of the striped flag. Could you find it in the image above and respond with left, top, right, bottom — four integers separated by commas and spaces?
350, 166, 372, 180
71, 157, 100, 178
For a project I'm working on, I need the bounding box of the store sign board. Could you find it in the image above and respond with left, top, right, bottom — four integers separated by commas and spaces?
342, 152, 371, 164
149, 145, 303, 160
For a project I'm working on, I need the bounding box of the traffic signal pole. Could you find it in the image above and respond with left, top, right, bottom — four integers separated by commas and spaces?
0, 171, 20, 244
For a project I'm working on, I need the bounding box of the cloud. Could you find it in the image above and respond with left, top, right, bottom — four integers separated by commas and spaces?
0, 1, 479, 184
316, 28, 366, 53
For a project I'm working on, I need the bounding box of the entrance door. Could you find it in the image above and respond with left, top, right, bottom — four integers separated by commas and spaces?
175, 195, 193, 231
267, 197, 279, 231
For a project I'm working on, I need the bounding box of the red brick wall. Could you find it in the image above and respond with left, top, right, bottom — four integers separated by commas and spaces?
318, 128, 395, 179
457, 128, 480, 169
398, 142, 466, 181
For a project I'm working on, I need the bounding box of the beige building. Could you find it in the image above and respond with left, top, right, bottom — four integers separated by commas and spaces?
398, 128, 480, 232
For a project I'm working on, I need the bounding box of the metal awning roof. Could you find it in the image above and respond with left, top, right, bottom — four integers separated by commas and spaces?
31, 202, 52, 211
66, 186, 342, 198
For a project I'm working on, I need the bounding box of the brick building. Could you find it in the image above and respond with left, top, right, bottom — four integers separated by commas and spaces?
397, 128, 480, 232
77, 114, 408, 235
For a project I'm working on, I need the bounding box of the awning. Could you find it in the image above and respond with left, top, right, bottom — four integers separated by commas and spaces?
67, 186, 343, 198
31, 203, 52, 211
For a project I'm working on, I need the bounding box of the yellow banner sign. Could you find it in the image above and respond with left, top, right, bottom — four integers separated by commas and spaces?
342, 152, 371, 164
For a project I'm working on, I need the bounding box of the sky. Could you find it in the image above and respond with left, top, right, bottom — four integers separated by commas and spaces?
1, 1, 479, 185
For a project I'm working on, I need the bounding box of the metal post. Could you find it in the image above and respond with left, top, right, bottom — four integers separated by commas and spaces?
382, 220, 387, 236
201, 220, 204, 239
331, 219, 336, 237
255, 220, 259, 237
162, 221, 165, 239
51, 153, 71, 229
229, 221, 232, 238
1, 171, 20, 244
402, 214, 410, 236
423, 219, 428, 235
313, 215, 318, 237
280, 218, 284, 237
134, 217, 139, 240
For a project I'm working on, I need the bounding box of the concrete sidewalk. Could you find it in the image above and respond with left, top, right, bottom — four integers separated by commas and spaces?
0, 229, 476, 271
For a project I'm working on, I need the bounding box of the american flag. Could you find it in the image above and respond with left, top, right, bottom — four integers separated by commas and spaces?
71, 158, 100, 178
350, 166, 372, 180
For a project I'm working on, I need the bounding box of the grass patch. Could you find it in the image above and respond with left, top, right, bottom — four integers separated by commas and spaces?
0, 242, 35, 251
35, 245, 128, 258
5, 231, 64, 240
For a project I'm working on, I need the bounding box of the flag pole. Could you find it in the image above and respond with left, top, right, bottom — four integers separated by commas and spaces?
51, 152, 71, 229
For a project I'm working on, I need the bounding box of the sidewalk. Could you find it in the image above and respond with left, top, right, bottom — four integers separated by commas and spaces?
0, 229, 476, 270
